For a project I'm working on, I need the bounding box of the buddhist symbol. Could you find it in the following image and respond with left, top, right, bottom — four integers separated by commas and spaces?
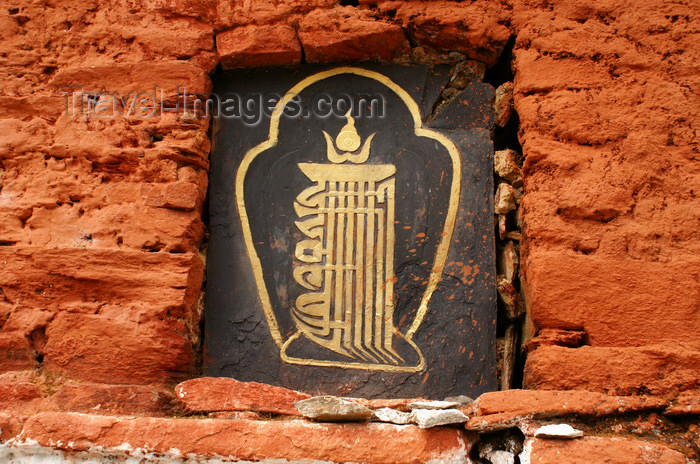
236, 67, 462, 373
282, 113, 421, 370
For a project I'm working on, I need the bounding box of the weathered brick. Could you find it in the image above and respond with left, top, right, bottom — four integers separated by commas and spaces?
217, 24, 301, 69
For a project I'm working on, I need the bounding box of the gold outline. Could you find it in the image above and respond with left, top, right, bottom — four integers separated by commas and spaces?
280, 331, 425, 372
235, 67, 461, 371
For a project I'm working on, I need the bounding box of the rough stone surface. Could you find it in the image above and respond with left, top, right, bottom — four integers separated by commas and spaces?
410, 408, 469, 428
298, 7, 410, 63
664, 391, 700, 416
494, 149, 522, 185
523, 328, 586, 353
47, 383, 173, 416
493, 82, 514, 127
176, 377, 310, 416
514, 0, 700, 395
369, 1, 511, 66
17, 412, 472, 463
372, 408, 412, 425
408, 400, 462, 410
449, 60, 487, 89
0, 373, 43, 415
444, 395, 475, 406
498, 241, 519, 283
495, 183, 516, 214
0, 332, 36, 373
497, 277, 522, 320
217, 24, 302, 69
295, 396, 373, 422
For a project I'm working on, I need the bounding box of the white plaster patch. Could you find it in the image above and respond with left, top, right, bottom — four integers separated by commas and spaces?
518, 439, 532, 464
0, 442, 348, 464
533, 424, 584, 439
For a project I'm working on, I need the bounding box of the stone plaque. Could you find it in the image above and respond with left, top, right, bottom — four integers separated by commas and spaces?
206, 65, 496, 398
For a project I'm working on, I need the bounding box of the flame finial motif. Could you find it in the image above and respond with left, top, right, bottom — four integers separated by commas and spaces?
322, 112, 376, 164
335, 111, 362, 152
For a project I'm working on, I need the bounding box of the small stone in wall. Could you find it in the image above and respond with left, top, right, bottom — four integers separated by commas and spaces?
495, 183, 516, 214
408, 400, 462, 410
534, 424, 584, 439
497, 277, 522, 320
294, 396, 372, 422
441, 87, 460, 101
447, 51, 467, 62
372, 407, 412, 425
410, 408, 469, 428
411, 46, 447, 64
494, 149, 522, 186
443, 395, 475, 406
485, 450, 515, 464
449, 60, 487, 89
498, 214, 507, 240
208, 411, 261, 420
498, 241, 519, 284
494, 82, 514, 127
513, 186, 523, 205
506, 231, 522, 242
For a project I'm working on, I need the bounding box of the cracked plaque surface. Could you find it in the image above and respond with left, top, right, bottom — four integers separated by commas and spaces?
206, 65, 496, 398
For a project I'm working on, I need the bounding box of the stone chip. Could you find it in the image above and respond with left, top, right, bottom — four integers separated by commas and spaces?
410, 408, 469, 428
294, 396, 372, 422
408, 400, 462, 410
372, 407, 412, 425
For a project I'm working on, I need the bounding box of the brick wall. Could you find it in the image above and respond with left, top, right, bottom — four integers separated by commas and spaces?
0, 0, 697, 462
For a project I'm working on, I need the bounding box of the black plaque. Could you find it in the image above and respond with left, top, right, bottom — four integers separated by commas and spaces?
206, 65, 496, 398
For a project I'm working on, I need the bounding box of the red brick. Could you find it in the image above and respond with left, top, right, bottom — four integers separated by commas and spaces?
0, 373, 43, 415
47, 383, 174, 416
0, 412, 25, 442
44, 313, 194, 385
0, 248, 203, 320
217, 24, 301, 69
0, 332, 36, 373
299, 7, 409, 63
525, 436, 688, 464
18, 412, 473, 463
523, 328, 586, 353
49, 62, 212, 98
472, 390, 667, 419
665, 391, 700, 416
522, 249, 700, 347
145, 182, 200, 210
524, 344, 700, 395
176, 377, 310, 416
371, 1, 510, 66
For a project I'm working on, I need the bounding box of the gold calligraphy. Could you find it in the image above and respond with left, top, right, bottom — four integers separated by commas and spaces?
286, 113, 414, 369
236, 67, 461, 372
